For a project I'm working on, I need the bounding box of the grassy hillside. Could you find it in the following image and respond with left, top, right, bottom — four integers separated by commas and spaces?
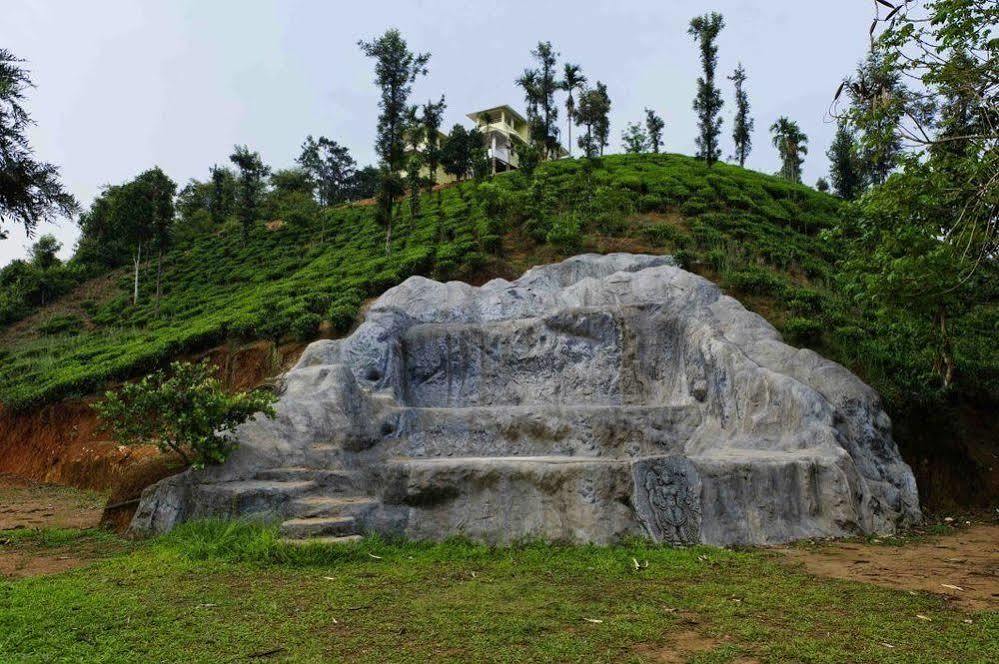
1, 153, 995, 504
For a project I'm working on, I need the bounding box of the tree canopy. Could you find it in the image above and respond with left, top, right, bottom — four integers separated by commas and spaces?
0, 49, 76, 240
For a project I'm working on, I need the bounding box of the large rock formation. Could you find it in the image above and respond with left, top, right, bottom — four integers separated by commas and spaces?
131, 254, 920, 546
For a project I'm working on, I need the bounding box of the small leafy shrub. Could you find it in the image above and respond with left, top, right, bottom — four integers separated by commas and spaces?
291, 312, 321, 341
38, 313, 84, 336
637, 194, 666, 213
593, 212, 627, 236
724, 267, 787, 296
641, 223, 682, 246
327, 303, 358, 333
783, 316, 823, 346
681, 199, 710, 217
94, 360, 278, 469
546, 214, 583, 251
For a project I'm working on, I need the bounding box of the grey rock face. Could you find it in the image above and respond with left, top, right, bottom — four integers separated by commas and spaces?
130, 253, 920, 546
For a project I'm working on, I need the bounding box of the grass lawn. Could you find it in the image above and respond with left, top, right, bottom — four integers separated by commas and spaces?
1, 521, 995, 663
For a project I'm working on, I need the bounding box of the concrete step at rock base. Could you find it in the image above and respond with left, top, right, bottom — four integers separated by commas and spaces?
280, 534, 364, 546
279, 515, 358, 539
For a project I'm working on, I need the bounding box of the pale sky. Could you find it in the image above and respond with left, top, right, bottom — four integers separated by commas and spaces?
2, 1, 875, 266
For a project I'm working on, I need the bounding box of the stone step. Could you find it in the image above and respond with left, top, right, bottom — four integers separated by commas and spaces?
254, 467, 359, 490
280, 534, 364, 546
288, 495, 379, 519
383, 404, 698, 458
191, 479, 318, 520
279, 515, 358, 539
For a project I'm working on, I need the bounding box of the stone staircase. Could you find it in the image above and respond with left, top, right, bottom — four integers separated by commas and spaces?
213, 466, 378, 545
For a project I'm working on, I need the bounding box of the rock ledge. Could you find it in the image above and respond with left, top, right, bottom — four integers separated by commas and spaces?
131, 254, 920, 545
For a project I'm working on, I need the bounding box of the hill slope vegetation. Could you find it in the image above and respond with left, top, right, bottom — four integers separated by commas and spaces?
1, 154, 995, 507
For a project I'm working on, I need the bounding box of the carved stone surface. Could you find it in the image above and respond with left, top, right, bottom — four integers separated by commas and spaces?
632, 457, 701, 544
131, 253, 920, 546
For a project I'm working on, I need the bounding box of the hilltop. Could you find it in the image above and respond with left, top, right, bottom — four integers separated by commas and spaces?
0, 154, 995, 508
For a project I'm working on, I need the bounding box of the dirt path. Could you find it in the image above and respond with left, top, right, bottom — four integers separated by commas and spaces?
777, 522, 999, 611
0, 473, 105, 530
0, 473, 114, 579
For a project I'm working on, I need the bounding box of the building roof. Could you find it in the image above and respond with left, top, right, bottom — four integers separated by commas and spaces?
467, 105, 528, 126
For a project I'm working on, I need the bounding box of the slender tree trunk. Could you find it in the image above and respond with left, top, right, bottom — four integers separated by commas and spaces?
385, 215, 393, 255
567, 102, 573, 158
132, 243, 142, 306
935, 306, 955, 388
155, 249, 163, 315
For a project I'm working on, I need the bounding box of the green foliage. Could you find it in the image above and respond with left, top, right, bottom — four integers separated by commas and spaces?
770, 117, 808, 183
782, 316, 824, 346
0, 49, 78, 239
575, 82, 611, 158
94, 360, 277, 469
545, 213, 582, 251
620, 122, 648, 154
38, 313, 84, 336
644, 108, 665, 154
2, 153, 995, 494
688, 13, 725, 165
230, 146, 270, 239
826, 121, 864, 200
728, 63, 753, 167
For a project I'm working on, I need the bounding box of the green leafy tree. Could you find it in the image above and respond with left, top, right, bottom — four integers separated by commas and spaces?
621, 122, 648, 154
833, 0, 998, 389
532, 42, 560, 158
229, 146, 270, 240
420, 95, 447, 192
469, 128, 490, 182
728, 63, 754, 167
770, 117, 808, 183
270, 168, 314, 197
516, 68, 541, 142
845, 50, 907, 186
74, 186, 129, 270
560, 64, 586, 158
403, 105, 425, 219
209, 165, 237, 224
350, 165, 380, 200
29, 234, 61, 270
591, 82, 613, 156
815, 177, 830, 193
441, 124, 474, 181
826, 121, 864, 200
358, 29, 430, 254
111, 167, 175, 305
644, 108, 665, 154
575, 83, 611, 159
688, 13, 725, 166
95, 361, 277, 469
296, 136, 356, 205
0, 49, 77, 240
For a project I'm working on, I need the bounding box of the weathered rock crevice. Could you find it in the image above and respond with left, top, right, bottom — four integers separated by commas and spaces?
131, 254, 920, 546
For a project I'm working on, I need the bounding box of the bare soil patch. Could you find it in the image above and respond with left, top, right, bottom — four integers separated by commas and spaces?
0, 473, 105, 530
0, 474, 121, 579
777, 523, 999, 611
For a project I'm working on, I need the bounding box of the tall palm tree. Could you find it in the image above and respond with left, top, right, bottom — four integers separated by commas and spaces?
559, 63, 586, 158
770, 117, 808, 183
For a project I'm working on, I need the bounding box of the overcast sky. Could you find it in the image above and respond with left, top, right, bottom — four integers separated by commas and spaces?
2, 0, 876, 267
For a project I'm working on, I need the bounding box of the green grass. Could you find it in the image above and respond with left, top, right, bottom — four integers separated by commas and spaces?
0, 520, 995, 663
